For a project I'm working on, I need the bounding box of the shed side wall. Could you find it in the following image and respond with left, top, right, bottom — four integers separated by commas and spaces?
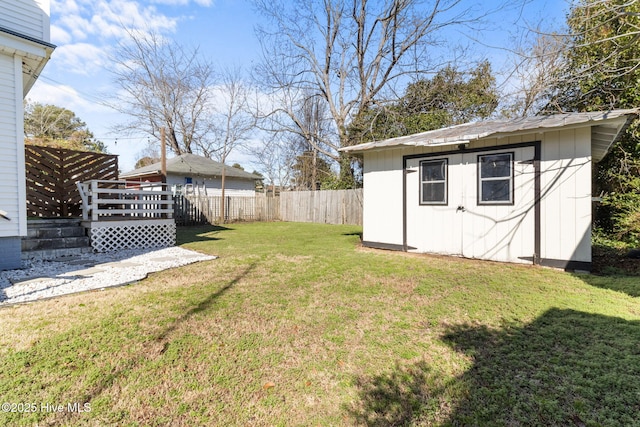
540, 127, 592, 263
362, 149, 404, 247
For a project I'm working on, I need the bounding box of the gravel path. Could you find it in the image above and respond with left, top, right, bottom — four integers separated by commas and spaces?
0, 247, 217, 306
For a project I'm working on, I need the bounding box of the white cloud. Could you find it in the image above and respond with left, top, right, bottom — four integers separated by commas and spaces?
27, 80, 109, 114
51, 0, 81, 15
51, 43, 107, 75
52, 0, 179, 46
90, 0, 178, 39
150, 0, 213, 6
50, 25, 72, 45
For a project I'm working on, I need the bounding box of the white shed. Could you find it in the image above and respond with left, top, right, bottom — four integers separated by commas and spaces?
0, 0, 54, 269
341, 110, 639, 271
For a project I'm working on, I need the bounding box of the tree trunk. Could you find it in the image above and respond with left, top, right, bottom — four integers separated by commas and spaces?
220, 164, 226, 224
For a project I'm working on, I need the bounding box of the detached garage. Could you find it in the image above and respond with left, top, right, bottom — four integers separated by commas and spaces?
341, 109, 638, 271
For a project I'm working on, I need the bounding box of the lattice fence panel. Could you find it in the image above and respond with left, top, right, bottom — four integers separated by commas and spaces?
26, 145, 118, 217
90, 222, 176, 252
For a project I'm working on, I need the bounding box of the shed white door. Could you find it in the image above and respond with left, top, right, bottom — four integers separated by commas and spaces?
406, 146, 536, 264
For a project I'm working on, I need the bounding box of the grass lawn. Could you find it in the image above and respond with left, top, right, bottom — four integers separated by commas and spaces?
1, 222, 640, 426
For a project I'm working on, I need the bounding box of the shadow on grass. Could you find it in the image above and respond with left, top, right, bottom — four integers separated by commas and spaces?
0, 262, 257, 425
176, 225, 234, 245
72, 262, 256, 418
342, 231, 363, 240
349, 361, 448, 426
351, 309, 640, 426
579, 274, 640, 298
592, 244, 640, 276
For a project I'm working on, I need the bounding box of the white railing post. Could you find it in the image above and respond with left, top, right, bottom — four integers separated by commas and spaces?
76, 182, 89, 220
90, 180, 99, 221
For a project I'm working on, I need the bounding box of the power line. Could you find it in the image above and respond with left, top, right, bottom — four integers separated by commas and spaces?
37, 74, 121, 109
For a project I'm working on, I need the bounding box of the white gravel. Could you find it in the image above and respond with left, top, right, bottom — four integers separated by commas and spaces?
0, 247, 217, 306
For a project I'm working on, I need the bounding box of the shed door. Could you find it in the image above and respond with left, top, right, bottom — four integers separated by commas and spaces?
405, 146, 536, 264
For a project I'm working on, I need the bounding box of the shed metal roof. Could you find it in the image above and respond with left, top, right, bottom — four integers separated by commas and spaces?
120, 153, 261, 180
340, 109, 639, 162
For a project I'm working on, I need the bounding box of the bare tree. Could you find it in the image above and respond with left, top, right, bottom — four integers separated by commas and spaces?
253, 0, 487, 184
251, 134, 297, 192
109, 29, 216, 155
500, 31, 566, 118
208, 67, 257, 222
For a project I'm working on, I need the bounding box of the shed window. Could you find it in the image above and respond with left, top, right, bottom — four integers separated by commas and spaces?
420, 159, 447, 205
478, 153, 513, 204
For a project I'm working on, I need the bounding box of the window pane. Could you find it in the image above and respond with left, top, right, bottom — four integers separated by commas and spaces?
422, 160, 445, 181
422, 182, 445, 203
481, 180, 511, 202
480, 154, 511, 178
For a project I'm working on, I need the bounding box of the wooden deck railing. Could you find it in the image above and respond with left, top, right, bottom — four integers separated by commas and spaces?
77, 180, 173, 221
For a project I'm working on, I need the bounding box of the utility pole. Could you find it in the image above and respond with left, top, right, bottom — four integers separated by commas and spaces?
160, 127, 168, 219
161, 127, 167, 183
220, 160, 226, 224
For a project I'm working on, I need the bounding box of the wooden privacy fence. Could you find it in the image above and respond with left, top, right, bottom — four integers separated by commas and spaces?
174, 189, 362, 226
279, 189, 363, 225
26, 146, 118, 217
174, 194, 280, 225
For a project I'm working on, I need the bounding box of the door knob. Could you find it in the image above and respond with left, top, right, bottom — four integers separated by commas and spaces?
456, 206, 465, 212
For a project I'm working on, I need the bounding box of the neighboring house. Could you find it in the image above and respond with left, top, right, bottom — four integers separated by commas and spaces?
121, 153, 261, 197
341, 109, 639, 272
0, 0, 54, 269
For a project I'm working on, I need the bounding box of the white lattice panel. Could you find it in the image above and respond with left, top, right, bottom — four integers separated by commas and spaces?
90, 222, 176, 252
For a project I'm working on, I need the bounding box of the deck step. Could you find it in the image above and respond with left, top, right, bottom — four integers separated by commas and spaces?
22, 219, 92, 260
22, 236, 91, 251
21, 246, 93, 261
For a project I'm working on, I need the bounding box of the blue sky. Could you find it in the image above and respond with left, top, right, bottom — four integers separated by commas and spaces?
29, 0, 569, 172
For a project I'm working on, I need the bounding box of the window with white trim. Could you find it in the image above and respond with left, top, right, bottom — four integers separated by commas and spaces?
420, 159, 447, 205
478, 153, 513, 204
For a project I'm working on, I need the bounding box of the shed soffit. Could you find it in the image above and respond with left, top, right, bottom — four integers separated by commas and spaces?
340, 109, 639, 161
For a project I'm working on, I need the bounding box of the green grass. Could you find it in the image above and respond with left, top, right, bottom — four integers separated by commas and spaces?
1, 222, 640, 426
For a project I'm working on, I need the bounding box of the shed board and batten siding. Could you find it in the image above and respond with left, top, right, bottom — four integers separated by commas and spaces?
539, 127, 592, 264
362, 128, 594, 267
362, 149, 404, 247
0, 0, 50, 41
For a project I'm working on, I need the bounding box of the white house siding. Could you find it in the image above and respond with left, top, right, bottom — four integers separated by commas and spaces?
539, 127, 592, 264
362, 149, 404, 248
166, 174, 256, 197
0, 53, 24, 237
0, 0, 51, 269
0, 0, 50, 41
0, 53, 25, 268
